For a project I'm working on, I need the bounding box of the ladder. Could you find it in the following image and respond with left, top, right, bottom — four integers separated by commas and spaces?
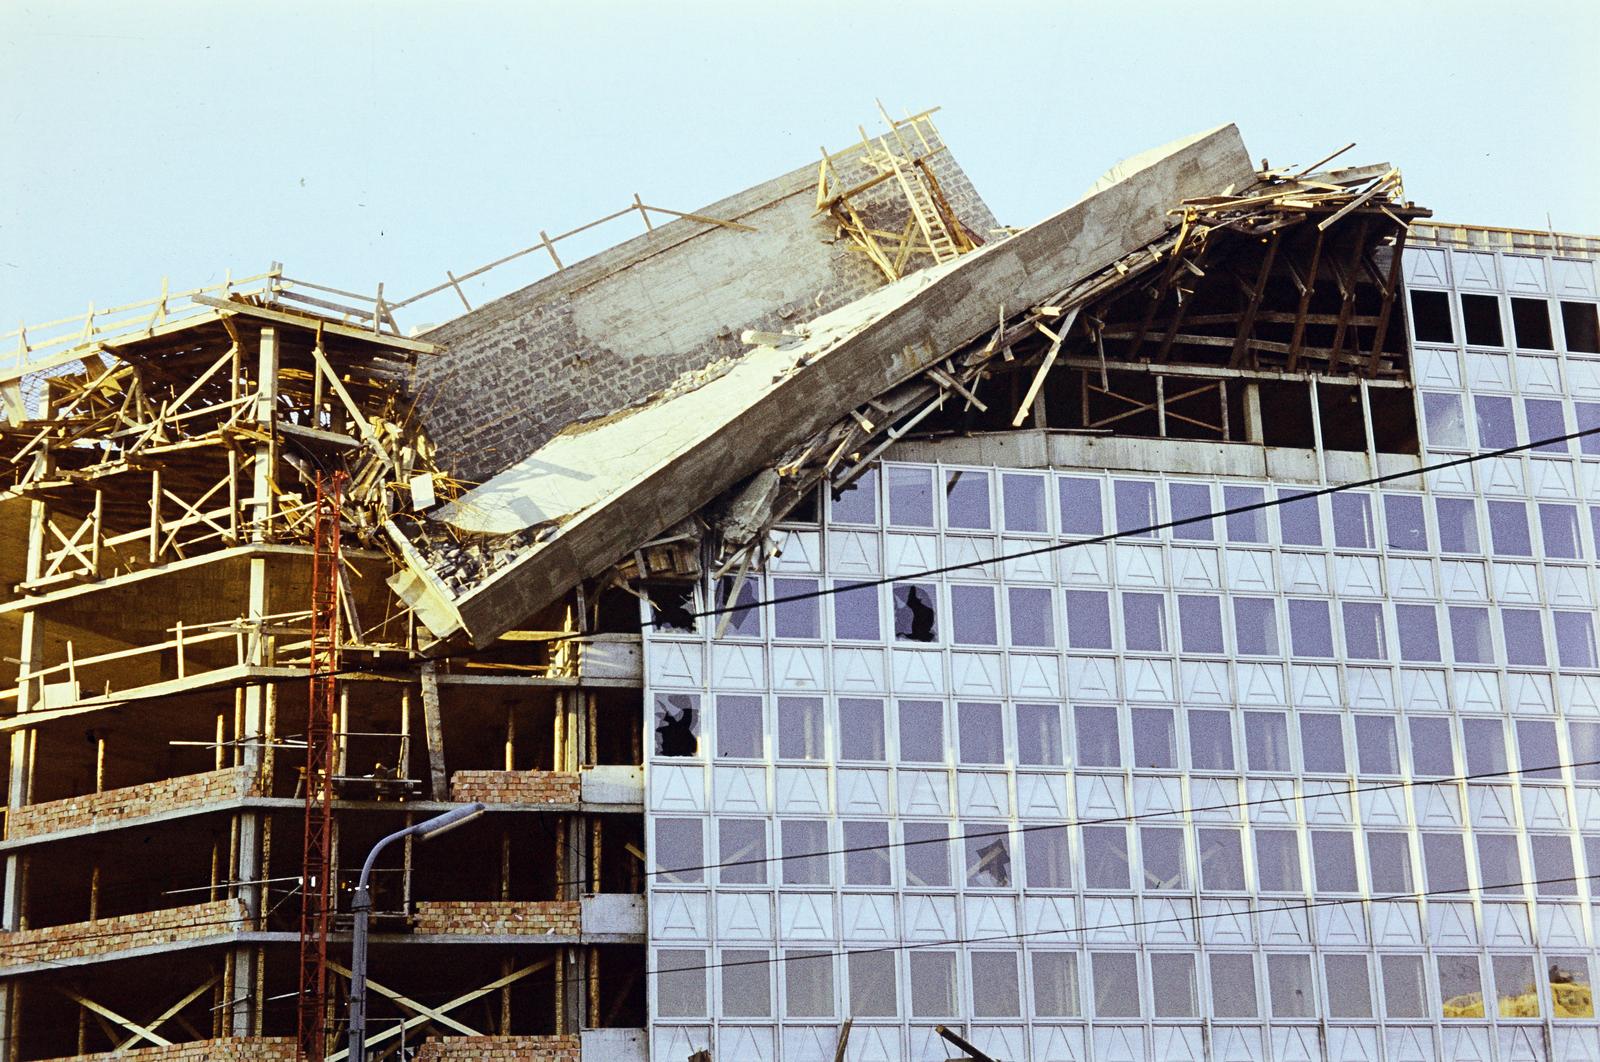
879, 137, 963, 264
297, 470, 346, 1061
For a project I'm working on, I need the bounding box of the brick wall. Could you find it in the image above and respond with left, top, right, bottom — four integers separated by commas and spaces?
414, 1036, 580, 1062
412, 900, 580, 936
413, 126, 998, 480
0, 898, 245, 968
4, 766, 258, 840
39, 1038, 297, 1062
449, 769, 579, 804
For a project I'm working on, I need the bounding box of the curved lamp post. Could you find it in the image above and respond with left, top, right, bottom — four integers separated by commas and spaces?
348, 802, 486, 1061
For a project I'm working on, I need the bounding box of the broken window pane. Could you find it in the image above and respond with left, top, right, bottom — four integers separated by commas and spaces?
843, 820, 891, 886
1232, 597, 1279, 655
785, 950, 835, 1017
1548, 956, 1595, 1019
1058, 476, 1103, 536
944, 469, 992, 530
1436, 955, 1484, 1019
1396, 603, 1442, 662
886, 465, 934, 528
656, 949, 708, 1017
1476, 833, 1522, 895
1332, 493, 1375, 549
654, 818, 704, 884
1299, 714, 1346, 774
1463, 717, 1508, 774
778, 696, 825, 760
949, 583, 997, 645
1311, 830, 1358, 893
1488, 500, 1533, 556
1460, 292, 1504, 346
909, 952, 958, 1017
1278, 490, 1323, 546
1007, 586, 1055, 647
1121, 592, 1167, 651
1177, 594, 1224, 654
1539, 503, 1582, 559
1510, 296, 1554, 349
1032, 952, 1081, 1017
1341, 601, 1386, 660
1436, 497, 1481, 554
1198, 828, 1246, 891
892, 581, 938, 642
1025, 825, 1072, 889
773, 577, 820, 639
1113, 479, 1158, 538
1210, 953, 1258, 1018
1355, 715, 1399, 775
1409, 716, 1455, 778
1254, 828, 1302, 892
1384, 493, 1428, 551
1382, 955, 1428, 1018
965, 827, 1012, 887
1245, 711, 1291, 773
1082, 825, 1131, 889
1002, 472, 1048, 533
1493, 955, 1539, 1018
717, 695, 763, 759
1224, 484, 1268, 543
648, 582, 698, 633
1556, 611, 1599, 669
1187, 709, 1234, 771
1168, 482, 1214, 541
897, 700, 944, 764
848, 951, 897, 1017
785, 487, 820, 525
1422, 392, 1468, 448
1409, 289, 1453, 344
838, 697, 885, 761
1474, 394, 1517, 449
1268, 954, 1315, 1018
1150, 953, 1198, 1017
903, 821, 950, 887
1091, 953, 1141, 1017
957, 701, 1004, 765
715, 576, 761, 638
1130, 707, 1176, 769
721, 949, 772, 1017
832, 580, 881, 641
1526, 397, 1569, 452
1065, 589, 1113, 649
1449, 606, 1494, 664
1015, 703, 1063, 766
654, 693, 701, 757
1562, 300, 1600, 352
971, 951, 1021, 1017
1140, 826, 1186, 890
1367, 832, 1414, 893
1502, 608, 1547, 666
781, 819, 829, 885
1074, 706, 1121, 768
830, 467, 878, 525
1422, 831, 1469, 892
1287, 598, 1334, 658
1531, 834, 1577, 895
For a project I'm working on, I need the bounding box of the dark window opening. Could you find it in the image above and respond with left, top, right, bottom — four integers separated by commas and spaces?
594, 585, 643, 634
1510, 297, 1554, 350
646, 582, 697, 633
1258, 380, 1316, 448
1562, 301, 1600, 353
783, 487, 820, 524
1367, 386, 1419, 454
1408, 289, 1453, 344
1316, 382, 1367, 452
1460, 293, 1504, 347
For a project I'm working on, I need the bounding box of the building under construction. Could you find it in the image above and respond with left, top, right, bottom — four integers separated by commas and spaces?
3, 108, 1600, 1061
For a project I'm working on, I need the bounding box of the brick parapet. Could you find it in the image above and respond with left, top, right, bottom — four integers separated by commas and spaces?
449, 769, 579, 805
414, 1036, 580, 1062
37, 1038, 297, 1062
4, 766, 258, 841
1, 898, 246, 968
412, 899, 580, 937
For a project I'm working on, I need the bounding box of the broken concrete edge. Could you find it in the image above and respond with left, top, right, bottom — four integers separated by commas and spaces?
392, 123, 1257, 647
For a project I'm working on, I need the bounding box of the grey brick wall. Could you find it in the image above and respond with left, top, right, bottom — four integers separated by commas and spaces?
412, 125, 999, 480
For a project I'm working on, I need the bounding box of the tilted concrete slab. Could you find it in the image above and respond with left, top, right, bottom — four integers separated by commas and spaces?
394, 124, 1257, 646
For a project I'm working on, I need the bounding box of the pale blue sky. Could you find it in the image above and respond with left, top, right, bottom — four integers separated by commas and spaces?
3, 0, 1597, 331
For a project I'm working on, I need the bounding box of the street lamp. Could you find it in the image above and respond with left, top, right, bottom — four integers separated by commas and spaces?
348, 802, 486, 1061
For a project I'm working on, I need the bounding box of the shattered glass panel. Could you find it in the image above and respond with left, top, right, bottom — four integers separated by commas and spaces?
654, 692, 700, 757
892, 581, 938, 642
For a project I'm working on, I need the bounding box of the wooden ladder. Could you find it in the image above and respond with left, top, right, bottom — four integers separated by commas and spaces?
879, 136, 962, 264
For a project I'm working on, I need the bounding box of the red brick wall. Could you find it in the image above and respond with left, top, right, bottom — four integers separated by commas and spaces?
5, 766, 258, 840
39, 1038, 297, 1062
449, 770, 579, 805
414, 1036, 580, 1061
1, 898, 245, 968
412, 900, 579, 936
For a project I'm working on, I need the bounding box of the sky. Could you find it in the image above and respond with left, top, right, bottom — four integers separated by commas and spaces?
2, 0, 1597, 333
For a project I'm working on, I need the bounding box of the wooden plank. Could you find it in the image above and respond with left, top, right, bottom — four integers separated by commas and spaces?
1287, 228, 1325, 371
1365, 229, 1408, 375
188, 294, 436, 354
1011, 310, 1078, 427
1229, 230, 1280, 368
420, 660, 448, 801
